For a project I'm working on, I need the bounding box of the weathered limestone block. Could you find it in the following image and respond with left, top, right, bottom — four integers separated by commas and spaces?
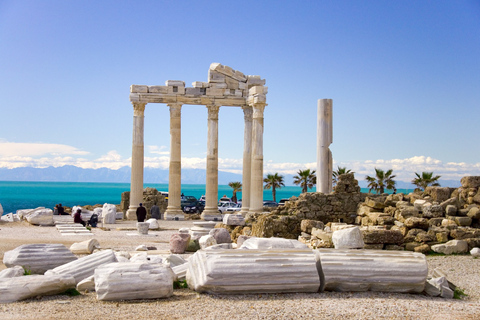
239, 237, 308, 249
70, 239, 100, 254
431, 240, 468, 254
209, 228, 232, 244
236, 235, 252, 247
95, 262, 174, 301
204, 243, 233, 250
455, 216, 472, 226
0, 274, 76, 303
422, 204, 444, 218
102, 203, 117, 224
362, 229, 404, 245
395, 206, 420, 222
45, 249, 117, 284
77, 275, 95, 292
170, 233, 191, 254
3, 244, 77, 274
172, 263, 189, 281
186, 249, 321, 294
467, 206, 480, 219
450, 228, 480, 239
25, 208, 54, 226
301, 220, 324, 233
424, 187, 453, 203
332, 226, 364, 249
404, 229, 426, 243
465, 238, 480, 250
222, 214, 245, 226
413, 199, 429, 212
0, 266, 25, 279
199, 235, 217, 249
137, 222, 150, 234
404, 217, 429, 230
461, 176, 480, 188
471, 247, 480, 257
317, 249, 427, 293
445, 205, 457, 215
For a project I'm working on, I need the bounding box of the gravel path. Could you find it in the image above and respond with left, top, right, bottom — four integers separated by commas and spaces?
1, 220, 479, 319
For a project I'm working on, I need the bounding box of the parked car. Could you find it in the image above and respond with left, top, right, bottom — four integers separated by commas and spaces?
218, 201, 237, 214
218, 195, 231, 205
225, 203, 242, 212
278, 198, 289, 206
263, 201, 278, 208
181, 196, 204, 214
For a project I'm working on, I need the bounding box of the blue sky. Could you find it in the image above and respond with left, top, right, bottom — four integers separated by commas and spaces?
0, 0, 479, 184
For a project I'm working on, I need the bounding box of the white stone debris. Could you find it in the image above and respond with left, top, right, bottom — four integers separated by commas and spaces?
239, 237, 308, 250
0, 212, 20, 222
471, 247, 480, 257
16, 207, 44, 220
172, 263, 189, 281
95, 262, 174, 301
130, 252, 163, 264
102, 203, 117, 224
0, 266, 25, 279
76, 275, 95, 292
199, 235, 217, 249
189, 221, 217, 239
0, 274, 76, 303
186, 249, 322, 294
162, 254, 187, 268
3, 244, 77, 274
317, 249, 428, 293
69, 239, 100, 254
0, 202, 3, 215
137, 222, 149, 235
431, 240, 469, 254
331, 226, 365, 249
146, 218, 159, 229
25, 208, 54, 226
222, 214, 245, 226
45, 249, 117, 284
134, 245, 148, 251
93, 207, 103, 219
426, 276, 454, 299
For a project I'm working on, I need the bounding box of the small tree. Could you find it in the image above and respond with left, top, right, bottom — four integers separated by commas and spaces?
293, 169, 316, 193
263, 173, 285, 202
333, 166, 353, 187
411, 172, 441, 191
365, 168, 396, 194
228, 181, 242, 203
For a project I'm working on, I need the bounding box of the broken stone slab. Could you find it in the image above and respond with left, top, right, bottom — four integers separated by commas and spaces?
316, 249, 428, 293
163, 254, 187, 268
209, 228, 232, 244
204, 243, 233, 250
0, 266, 25, 279
0, 212, 20, 222
222, 214, 245, 226
0, 274, 76, 303
25, 208, 54, 226
332, 226, 364, 249
77, 275, 95, 292
170, 233, 191, 254
199, 235, 217, 249
95, 262, 174, 301
16, 207, 44, 220
3, 244, 78, 274
461, 176, 480, 188
239, 237, 308, 250
186, 249, 321, 294
130, 252, 163, 264
45, 249, 117, 284
137, 222, 150, 235
70, 239, 100, 254
172, 263, 188, 281
102, 203, 117, 224
426, 277, 454, 298
431, 240, 468, 254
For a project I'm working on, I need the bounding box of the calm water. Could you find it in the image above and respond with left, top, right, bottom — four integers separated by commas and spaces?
0, 181, 413, 214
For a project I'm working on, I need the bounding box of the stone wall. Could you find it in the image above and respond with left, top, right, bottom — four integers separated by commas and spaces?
120, 188, 167, 219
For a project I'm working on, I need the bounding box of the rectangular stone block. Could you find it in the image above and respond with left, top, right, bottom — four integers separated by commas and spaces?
165, 80, 185, 86
208, 70, 226, 83
206, 88, 225, 96
130, 85, 148, 93
238, 82, 247, 90
148, 86, 168, 93
167, 86, 185, 95
210, 82, 227, 89
192, 81, 209, 88
247, 75, 266, 86
249, 86, 268, 95
185, 88, 205, 96
247, 94, 266, 104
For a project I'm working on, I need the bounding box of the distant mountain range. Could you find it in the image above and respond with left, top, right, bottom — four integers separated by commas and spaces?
0, 165, 462, 188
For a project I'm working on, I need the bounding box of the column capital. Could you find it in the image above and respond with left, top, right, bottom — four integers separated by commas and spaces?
168, 103, 182, 118
132, 102, 146, 116
252, 104, 266, 119
242, 105, 253, 120
206, 105, 220, 120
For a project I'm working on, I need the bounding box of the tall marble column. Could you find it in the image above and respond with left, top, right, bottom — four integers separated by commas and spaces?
165, 103, 184, 220
249, 103, 266, 214
317, 99, 333, 194
126, 102, 146, 220
239, 105, 253, 215
201, 105, 222, 221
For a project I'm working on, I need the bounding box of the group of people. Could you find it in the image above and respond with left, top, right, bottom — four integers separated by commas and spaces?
53, 204, 67, 215
135, 203, 161, 222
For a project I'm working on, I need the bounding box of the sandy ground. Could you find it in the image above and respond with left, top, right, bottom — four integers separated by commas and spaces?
1, 219, 479, 320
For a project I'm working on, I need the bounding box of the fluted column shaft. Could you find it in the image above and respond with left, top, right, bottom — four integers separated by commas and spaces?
127, 102, 146, 220
249, 103, 265, 214
165, 103, 183, 219
202, 105, 221, 218
240, 105, 253, 215
317, 99, 333, 194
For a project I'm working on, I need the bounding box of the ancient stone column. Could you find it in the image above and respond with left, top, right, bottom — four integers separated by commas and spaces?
249, 103, 265, 214
317, 99, 333, 194
127, 102, 146, 220
239, 105, 253, 215
201, 105, 222, 221
164, 103, 184, 221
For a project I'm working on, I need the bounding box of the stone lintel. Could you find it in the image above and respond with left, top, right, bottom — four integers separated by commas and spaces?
130, 93, 247, 107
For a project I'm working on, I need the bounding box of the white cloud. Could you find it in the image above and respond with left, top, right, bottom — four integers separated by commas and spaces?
147, 145, 170, 155
0, 141, 89, 157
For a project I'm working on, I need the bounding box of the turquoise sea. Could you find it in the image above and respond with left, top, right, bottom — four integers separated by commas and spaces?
0, 181, 413, 215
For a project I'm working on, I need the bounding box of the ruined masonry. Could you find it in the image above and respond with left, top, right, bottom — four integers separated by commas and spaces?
128, 63, 267, 221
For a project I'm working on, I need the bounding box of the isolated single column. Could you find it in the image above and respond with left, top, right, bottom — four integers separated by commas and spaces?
239, 105, 253, 215
317, 99, 333, 194
127, 102, 146, 220
165, 103, 184, 221
249, 103, 266, 214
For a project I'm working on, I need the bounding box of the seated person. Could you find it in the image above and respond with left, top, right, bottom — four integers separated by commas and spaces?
57, 204, 66, 215
87, 214, 98, 228
73, 208, 86, 227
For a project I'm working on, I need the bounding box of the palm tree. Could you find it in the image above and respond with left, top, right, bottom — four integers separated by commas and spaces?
228, 181, 242, 203
332, 166, 353, 186
411, 172, 441, 191
365, 168, 396, 194
263, 173, 285, 202
293, 169, 316, 193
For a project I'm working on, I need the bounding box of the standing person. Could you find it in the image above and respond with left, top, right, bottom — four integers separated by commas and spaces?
150, 204, 160, 220
73, 208, 86, 227
136, 203, 147, 222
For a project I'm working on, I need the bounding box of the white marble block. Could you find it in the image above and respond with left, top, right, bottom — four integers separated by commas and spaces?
316, 249, 428, 293
102, 203, 117, 224
3, 244, 77, 274
146, 218, 159, 229
332, 226, 365, 249
199, 235, 217, 249
25, 208, 54, 226
137, 222, 150, 234
45, 249, 117, 284
0, 274, 76, 303
222, 214, 245, 226
95, 262, 174, 301
431, 240, 468, 254
186, 249, 322, 294
239, 237, 308, 249
77, 275, 95, 292
0, 266, 25, 279
70, 239, 100, 254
